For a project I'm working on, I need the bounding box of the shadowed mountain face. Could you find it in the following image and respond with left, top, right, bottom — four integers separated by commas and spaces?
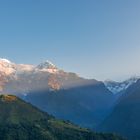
0, 95, 125, 140
0, 59, 117, 128
99, 80, 140, 140
25, 82, 116, 128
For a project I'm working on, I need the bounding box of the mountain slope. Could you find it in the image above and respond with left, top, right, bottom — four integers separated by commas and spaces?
25, 82, 116, 128
0, 95, 124, 140
99, 80, 140, 140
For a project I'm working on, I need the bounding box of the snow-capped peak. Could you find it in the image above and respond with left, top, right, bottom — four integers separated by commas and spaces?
104, 77, 140, 94
36, 60, 58, 73
0, 58, 16, 75
37, 60, 57, 69
0, 58, 59, 74
0, 58, 12, 64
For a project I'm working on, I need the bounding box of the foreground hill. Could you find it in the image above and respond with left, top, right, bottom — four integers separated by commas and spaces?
99, 80, 140, 140
0, 95, 124, 140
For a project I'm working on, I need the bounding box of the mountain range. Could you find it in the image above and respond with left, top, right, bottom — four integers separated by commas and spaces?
0, 59, 117, 128
1, 58, 140, 140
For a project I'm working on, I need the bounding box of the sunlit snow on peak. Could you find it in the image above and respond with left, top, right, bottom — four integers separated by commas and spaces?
0, 58, 12, 63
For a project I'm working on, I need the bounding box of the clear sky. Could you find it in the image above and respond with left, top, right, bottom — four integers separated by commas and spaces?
0, 0, 140, 81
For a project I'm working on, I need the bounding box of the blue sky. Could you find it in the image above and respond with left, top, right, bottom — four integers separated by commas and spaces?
0, 0, 140, 81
